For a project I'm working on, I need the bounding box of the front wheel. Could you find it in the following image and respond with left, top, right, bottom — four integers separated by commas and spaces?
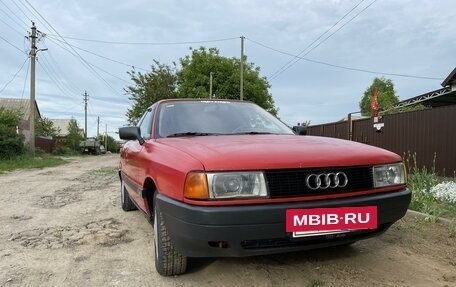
120, 179, 137, 211
153, 194, 187, 276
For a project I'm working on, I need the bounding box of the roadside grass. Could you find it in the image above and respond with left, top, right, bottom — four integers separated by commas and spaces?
405, 152, 456, 221
307, 279, 324, 287
0, 154, 67, 173
91, 167, 118, 176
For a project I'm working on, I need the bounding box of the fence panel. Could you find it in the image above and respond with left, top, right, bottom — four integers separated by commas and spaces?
307, 105, 456, 176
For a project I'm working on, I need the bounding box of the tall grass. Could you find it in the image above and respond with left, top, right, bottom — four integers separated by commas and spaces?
0, 154, 67, 172
404, 152, 456, 220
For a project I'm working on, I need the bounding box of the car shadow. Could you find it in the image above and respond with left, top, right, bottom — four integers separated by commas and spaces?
185, 241, 367, 274
186, 257, 218, 274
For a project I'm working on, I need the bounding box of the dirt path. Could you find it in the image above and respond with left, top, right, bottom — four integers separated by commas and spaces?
0, 155, 454, 287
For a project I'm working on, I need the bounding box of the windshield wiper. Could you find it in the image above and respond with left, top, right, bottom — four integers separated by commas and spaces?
231, 131, 276, 135
166, 132, 222, 138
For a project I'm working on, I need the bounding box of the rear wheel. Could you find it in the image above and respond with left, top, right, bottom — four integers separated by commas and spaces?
153, 194, 187, 276
120, 179, 137, 211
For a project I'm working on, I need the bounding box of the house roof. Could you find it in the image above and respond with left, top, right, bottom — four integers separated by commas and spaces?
441, 67, 456, 87
393, 87, 456, 109
0, 98, 41, 120
50, 119, 72, 137
392, 68, 456, 109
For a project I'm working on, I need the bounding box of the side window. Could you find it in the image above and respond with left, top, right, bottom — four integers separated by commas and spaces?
138, 105, 155, 140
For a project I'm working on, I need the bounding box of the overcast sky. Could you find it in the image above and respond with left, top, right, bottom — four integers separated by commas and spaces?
1, 0, 455, 139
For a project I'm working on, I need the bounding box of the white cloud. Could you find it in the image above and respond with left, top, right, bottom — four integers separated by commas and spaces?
1, 0, 455, 140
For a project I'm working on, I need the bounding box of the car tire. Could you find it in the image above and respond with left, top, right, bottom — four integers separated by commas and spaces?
153, 194, 187, 276
120, 179, 137, 211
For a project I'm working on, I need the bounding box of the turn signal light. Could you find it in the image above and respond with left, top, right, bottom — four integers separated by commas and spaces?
184, 172, 209, 199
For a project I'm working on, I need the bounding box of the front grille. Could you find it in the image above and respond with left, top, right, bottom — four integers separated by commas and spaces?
265, 166, 373, 197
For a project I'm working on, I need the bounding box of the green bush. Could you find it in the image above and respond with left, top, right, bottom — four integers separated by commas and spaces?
0, 135, 25, 159
0, 107, 25, 159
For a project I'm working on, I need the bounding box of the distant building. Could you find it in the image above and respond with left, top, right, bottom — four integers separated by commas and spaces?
441, 66, 456, 91
49, 118, 84, 149
392, 67, 456, 109
0, 98, 41, 143
50, 119, 72, 137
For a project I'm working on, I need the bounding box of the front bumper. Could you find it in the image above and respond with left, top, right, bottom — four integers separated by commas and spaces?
157, 188, 411, 257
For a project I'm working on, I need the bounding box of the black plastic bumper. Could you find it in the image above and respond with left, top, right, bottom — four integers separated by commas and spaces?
157, 188, 411, 257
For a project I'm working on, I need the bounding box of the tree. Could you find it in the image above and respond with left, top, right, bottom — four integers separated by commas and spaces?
0, 107, 24, 159
177, 47, 277, 115
125, 60, 178, 124
35, 117, 60, 138
65, 118, 83, 151
359, 77, 399, 116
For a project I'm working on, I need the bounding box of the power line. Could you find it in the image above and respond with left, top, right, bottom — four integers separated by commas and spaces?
88, 63, 132, 85
301, 0, 379, 59
0, 15, 26, 36
20, 58, 29, 100
16, 0, 51, 33
44, 36, 131, 93
37, 58, 80, 100
41, 40, 131, 105
270, 0, 378, 81
246, 38, 444, 80
22, 0, 123, 97
9, 0, 31, 22
0, 57, 28, 94
0, 0, 29, 27
0, 35, 27, 54
39, 48, 82, 95
38, 52, 94, 110
45, 34, 239, 45
269, 0, 366, 80
46, 36, 148, 71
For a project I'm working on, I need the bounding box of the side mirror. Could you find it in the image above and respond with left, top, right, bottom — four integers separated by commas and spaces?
292, 125, 307, 135
119, 126, 145, 145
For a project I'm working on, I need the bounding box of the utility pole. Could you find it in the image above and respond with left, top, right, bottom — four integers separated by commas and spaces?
240, 36, 244, 101
209, 72, 213, 99
97, 116, 100, 137
83, 91, 88, 140
27, 22, 47, 157
29, 23, 37, 157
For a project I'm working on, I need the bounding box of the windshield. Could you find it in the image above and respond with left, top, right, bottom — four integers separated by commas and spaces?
157, 100, 294, 138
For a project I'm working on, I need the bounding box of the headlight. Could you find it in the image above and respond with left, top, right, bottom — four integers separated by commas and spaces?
184, 171, 268, 200
373, 163, 406, 188
207, 172, 268, 199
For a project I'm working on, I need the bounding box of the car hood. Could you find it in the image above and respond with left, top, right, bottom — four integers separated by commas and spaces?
156, 135, 402, 171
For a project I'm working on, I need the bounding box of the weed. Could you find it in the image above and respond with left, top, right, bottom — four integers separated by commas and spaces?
92, 167, 117, 176
404, 152, 456, 220
307, 278, 324, 287
0, 155, 67, 172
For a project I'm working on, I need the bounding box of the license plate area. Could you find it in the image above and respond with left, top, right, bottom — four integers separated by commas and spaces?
292, 230, 350, 238
286, 206, 377, 238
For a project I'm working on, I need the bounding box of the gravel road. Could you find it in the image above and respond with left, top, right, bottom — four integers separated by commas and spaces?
0, 154, 454, 287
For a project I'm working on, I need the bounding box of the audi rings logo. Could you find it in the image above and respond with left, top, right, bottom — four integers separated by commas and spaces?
305, 172, 348, 190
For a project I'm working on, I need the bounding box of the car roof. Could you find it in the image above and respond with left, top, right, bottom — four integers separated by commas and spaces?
156, 98, 250, 104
